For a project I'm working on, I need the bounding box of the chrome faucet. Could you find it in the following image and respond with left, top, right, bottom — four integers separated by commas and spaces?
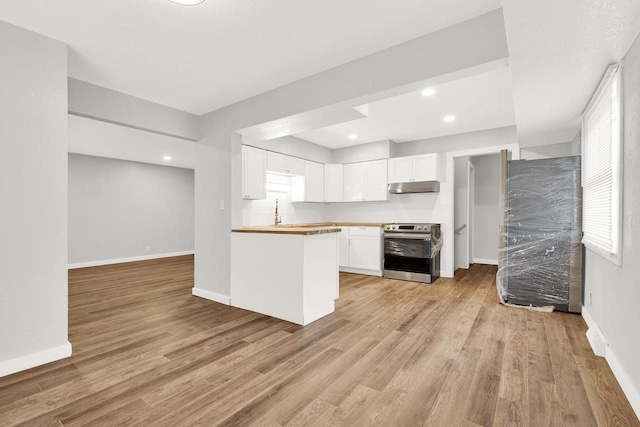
274, 198, 282, 226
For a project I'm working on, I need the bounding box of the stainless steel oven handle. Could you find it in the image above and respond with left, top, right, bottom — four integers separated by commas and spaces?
384, 233, 431, 240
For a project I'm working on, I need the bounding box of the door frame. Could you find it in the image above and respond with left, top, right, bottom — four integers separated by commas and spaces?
467, 160, 475, 265
442, 143, 520, 278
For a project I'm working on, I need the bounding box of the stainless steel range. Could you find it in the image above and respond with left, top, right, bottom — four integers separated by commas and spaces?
383, 223, 441, 283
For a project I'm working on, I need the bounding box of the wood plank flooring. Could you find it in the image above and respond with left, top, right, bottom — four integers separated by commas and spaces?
0, 255, 638, 426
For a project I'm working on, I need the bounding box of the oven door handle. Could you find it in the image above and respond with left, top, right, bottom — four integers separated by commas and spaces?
384, 233, 431, 240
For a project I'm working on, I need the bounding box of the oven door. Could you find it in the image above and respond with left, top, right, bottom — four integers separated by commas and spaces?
384, 233, 431, 258
383, 233, 433, 281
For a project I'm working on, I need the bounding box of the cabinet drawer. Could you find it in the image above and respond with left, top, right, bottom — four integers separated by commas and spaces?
348, 226, 381, 237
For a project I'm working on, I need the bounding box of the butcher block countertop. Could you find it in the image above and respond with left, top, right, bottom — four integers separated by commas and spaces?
293, 222, 393, 227
232, 222, 391, 235
231, 225, 342, 235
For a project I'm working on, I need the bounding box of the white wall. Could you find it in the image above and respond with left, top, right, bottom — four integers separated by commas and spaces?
244, 135, 332, 164
68, 114, 196, 169
0, 21, 70, 376
583, 32, 640, 417
333, 140, 391, 164
470, 153, 500, 264
395, 126, 517, 156
68, 78, 200, 141
68, 154, 194, 266
521, 141, 575, 160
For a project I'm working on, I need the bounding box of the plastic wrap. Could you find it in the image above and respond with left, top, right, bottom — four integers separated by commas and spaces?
383, 230, 443, 259
430, 231, 443, 259
496, 156, 583, 313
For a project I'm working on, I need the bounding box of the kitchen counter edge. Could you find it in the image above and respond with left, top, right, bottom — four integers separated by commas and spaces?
232, 222, 391, 235
232, 226, 342, 235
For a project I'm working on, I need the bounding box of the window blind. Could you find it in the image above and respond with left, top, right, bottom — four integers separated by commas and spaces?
581, 64, 622, 264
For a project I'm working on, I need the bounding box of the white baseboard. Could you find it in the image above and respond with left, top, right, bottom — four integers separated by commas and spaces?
582, 306, 608, 356
192, 287, 230, 305
0, 341, 72, 378
339, 266, 383, 276
303, 301, 335, 326
68, 250, 194, 269
582, 306, 640, 420
472, 258, 498, 265
605, 345, 640, 420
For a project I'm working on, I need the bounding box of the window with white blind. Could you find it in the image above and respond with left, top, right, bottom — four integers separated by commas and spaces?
581, 63, 623, 265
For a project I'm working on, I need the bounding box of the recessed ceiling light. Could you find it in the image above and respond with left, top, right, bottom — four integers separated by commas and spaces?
168, 0, 205, 5
348, 134, 358, 140
422, 88, 436, 97
163, 155, 172, 161
443, 115, 456, 123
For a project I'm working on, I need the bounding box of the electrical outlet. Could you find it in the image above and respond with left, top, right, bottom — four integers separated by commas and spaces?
220, 200, 224, 210
146, 246, 151, 252
589, 292, 593, 306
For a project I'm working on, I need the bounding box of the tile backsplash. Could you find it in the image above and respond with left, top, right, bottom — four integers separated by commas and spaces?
242, 174, 327, 226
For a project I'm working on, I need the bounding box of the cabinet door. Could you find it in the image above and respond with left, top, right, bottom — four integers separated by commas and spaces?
343, 163, 364, 201
304, 161, 324, 202
266, 151, 286, 174
285, 156, 305, 176
338, 228, 349, 267
388, 156, 414, 183
242, 146, 266, 199
324, 164, 344, 202
266, 152, 305, 175
364, 159, 388, 201
348, 236, 381, 270
413, 153, 438, 181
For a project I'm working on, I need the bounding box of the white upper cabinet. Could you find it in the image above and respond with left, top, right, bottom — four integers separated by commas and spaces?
242, 145, 266, 200
343, 163, 365, 201
267, 151, 305, 176
388, 153, 440, 183
412, 153, 440, 181
388, 156, 413, 183
324, 164, 344, 202
291, 161, 324, 203
304, 161, 324, 202
344, 159, 388, 202
364, 159, 388, 201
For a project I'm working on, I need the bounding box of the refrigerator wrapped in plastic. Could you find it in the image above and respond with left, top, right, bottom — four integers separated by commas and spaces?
496, 155, 583, 313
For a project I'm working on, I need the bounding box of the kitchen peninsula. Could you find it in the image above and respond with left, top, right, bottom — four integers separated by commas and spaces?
230, 224, 341, 325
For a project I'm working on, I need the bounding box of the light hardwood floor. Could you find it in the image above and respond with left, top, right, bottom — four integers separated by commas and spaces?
0, 255, 637, 426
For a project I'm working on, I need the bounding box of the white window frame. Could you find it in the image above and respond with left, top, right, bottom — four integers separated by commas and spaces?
581, 63, 623, 265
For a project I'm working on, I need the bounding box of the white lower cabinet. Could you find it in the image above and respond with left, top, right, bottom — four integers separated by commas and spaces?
338, 228, 349, 267
339, 226, 383, 276
349, 237, 381, 271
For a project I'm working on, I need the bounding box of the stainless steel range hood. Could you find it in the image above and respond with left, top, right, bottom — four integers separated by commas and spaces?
388, 181, 440, 194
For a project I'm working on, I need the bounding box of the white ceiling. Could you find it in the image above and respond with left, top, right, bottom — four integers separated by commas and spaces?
294, 67, 516, 149
502, 0, 640, 147
1, 1, 639, 150
0, 0, 501, 115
